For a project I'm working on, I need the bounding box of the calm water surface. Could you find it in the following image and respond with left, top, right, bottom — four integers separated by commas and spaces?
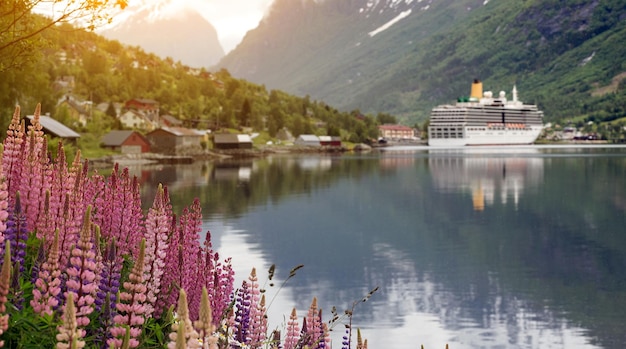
137, 145, 626, 349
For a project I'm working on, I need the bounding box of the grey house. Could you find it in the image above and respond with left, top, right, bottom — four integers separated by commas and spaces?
213, 134, 253, 150
146, 127, 204, 154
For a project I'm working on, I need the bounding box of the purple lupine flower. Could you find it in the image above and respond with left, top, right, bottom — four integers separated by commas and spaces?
95, 238, 122, 347
31, 230, 63, 316
233, 280, 253, 344
143, 184, 172, 318
5, 192, 28, 278
64, 206, 98, 331
109, 239, 147, 348
341, 328, 350, 349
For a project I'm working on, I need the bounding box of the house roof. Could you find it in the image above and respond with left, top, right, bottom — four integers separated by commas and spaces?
160, 114, 183, 126
102, 130, 136, 146
214, 134, 239, 144
237, 134, 253, 143
318, 136, 332, 142
127, 98, 159, 105
378, 124, 413, 131
26, 115, 80, 139
148, 126, 203, 137
297, 134, 320, 142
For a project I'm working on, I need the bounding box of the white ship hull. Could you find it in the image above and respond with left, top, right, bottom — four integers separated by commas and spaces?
428, 126, 543, 147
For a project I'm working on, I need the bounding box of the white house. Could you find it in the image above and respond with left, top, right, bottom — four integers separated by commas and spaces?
295, 134, 321, 147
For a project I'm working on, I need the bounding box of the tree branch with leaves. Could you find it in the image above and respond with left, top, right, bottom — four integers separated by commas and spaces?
0, 0, 127, 71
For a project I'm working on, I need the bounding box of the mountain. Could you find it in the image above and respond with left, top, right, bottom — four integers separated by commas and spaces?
216, 0, 626, 124
101, 4, 225, 68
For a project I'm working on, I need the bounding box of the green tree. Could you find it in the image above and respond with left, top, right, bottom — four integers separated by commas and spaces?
240, 99, 252, 127
0, 0, 128, 71
376, 112, 397, 125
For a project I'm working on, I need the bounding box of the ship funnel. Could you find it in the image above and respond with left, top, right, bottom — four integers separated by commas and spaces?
470, 79, 483, 100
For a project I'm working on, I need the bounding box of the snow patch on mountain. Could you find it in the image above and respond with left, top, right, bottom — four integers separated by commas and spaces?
368, 9, 413, 37
360, 0, 421, 14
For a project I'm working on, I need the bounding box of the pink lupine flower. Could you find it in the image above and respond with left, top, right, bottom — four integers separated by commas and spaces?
284, 308, 300, 349
56, 292, 86, 349
0, 152, 9, 247
305, 297, 328, 349
159, 199, 202, 318
109, 239, 148, 348
0, 245, 11, 348
143, 184, 172, 317
2, 106, 25, 202
242, 267, 267, 348
155, 213, 178, 317
56, 193, 81, 268
92, 165, 144, 267
199, 232, 235, 326
249, 294, 268, 349
177, 199, 203, 317
31, 230, 63, 316
64, 207, 98, 332
19, 104, 50, 230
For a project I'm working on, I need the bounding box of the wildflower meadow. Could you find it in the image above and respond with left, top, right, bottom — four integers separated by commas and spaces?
0, 105, 381, 349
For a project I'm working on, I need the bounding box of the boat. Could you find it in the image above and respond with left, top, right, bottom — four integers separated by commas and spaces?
428, 80, 544, 146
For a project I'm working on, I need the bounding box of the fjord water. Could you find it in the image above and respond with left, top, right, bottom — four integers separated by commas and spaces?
138, 146, 626, 349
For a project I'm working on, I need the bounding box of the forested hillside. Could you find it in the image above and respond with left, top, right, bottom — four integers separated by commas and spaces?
0, 17, 391, 147
217, 0, 626, 126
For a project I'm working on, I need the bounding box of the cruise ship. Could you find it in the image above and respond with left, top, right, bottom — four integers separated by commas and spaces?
428, 80, 544, 146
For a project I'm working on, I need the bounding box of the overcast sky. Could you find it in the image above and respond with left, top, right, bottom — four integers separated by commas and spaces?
120, 0, 277, 53
193, 0, 275, 52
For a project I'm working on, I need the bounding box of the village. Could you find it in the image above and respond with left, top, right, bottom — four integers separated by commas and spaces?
28, 92, 423, 163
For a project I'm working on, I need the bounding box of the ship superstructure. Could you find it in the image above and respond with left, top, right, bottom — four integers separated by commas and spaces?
428, 80, 544, 146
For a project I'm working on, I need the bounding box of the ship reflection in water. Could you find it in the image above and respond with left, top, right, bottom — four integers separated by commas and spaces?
428, 147, 544, 211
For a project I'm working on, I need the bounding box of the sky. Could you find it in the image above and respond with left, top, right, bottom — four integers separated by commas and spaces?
116, 0, 277, 53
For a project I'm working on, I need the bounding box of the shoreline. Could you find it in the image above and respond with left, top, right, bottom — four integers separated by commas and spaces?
87, 140, 625, 168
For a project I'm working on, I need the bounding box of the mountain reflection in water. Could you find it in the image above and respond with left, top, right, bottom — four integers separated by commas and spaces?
136, 147, 626, 349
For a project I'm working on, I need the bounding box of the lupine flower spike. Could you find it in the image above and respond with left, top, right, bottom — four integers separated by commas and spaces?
2, 106, 25, 200
31, 230, 63, 316
109, 239, 148, 348
56, 292, 86, 349
284, 308, 300, 349
194, 287, 218, 349
0, 244, 11, 348
65, 206, 98, 334
168, 288, 200, 349
0, 149, 9, 248
143, 184, 172, 317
